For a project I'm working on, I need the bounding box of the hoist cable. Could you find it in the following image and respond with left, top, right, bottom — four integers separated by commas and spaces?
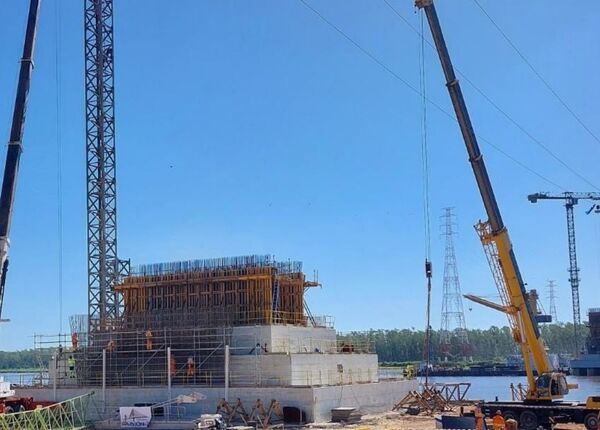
297, 0, 566, 191
380, 0, 595, 191
472, 0, 600, 147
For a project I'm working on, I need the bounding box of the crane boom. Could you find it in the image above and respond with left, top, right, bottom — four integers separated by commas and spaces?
416, 0, 565, 400
0, 0, 41, 320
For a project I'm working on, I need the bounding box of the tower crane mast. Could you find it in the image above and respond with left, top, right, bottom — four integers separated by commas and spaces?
528, 191, 600, 354
0, 0, 41, 320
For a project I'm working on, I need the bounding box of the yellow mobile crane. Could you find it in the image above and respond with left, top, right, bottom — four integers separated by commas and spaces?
415, 1, 600, 429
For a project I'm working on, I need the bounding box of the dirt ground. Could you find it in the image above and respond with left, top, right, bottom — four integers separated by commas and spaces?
302, 408, 587, 430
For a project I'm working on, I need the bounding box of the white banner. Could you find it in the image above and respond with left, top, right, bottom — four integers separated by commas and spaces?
119, 407, 152, 428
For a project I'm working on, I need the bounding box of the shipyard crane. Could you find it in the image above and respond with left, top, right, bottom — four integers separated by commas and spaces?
0, 0, 41, 321
415, 1, 599, 429
528, 191, 600, 353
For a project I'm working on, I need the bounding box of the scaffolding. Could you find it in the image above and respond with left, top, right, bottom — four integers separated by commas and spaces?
33, 255, 339, 388
35, 327, 372, 388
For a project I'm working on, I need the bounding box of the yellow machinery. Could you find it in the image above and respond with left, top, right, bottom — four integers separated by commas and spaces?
415, 1, 599, 428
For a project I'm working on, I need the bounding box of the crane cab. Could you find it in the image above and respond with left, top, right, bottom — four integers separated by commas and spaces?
535, 372, 569, 399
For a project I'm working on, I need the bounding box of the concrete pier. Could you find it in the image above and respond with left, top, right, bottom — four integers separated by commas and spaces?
16, 378, 417, 422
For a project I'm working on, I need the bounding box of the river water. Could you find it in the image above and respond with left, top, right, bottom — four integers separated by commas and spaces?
377, 368, 600, 402
427, 375, 600, 402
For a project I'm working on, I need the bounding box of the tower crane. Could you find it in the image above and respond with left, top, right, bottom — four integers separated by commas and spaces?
415, 1, 599, 428
0, 0, 41, 321
528, 191, 600, 354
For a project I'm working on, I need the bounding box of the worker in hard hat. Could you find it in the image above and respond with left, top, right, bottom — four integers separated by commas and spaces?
492, 410, 505, 430
170, 353, 177, 377
71, 333, 78, 352
145, 329, 153, 351
186, 357, 196, 382
67, 355, 76, 379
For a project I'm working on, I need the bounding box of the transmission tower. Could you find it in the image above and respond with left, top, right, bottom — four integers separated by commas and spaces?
85, 0, 128, 334
547, 280, 558, 323
439, 207, 469, 359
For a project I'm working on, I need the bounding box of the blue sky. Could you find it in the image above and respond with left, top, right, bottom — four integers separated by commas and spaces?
0, 1, 599, 351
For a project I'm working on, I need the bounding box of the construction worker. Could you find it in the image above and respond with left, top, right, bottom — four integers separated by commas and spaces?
170, 353, 177, 377
71, 332, 78, 351
145, 329, 153, 351
107, 339, 115, 353
186, 357, 196, 380
474, 406, 485, 430
493, 410, 505, 430
67, 355, 76, 379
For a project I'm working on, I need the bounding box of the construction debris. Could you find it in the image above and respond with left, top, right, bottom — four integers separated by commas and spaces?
392, 387, 452, 415
216, 398, 283, 428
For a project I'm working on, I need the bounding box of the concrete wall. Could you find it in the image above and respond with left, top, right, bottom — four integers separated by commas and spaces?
231, 325, 337, 354
289, 353, 378, 385
229, 353, 378, 386
16, 378, 417, 423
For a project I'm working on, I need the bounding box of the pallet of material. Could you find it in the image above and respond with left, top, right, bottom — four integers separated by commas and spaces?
331, 407, 362, 423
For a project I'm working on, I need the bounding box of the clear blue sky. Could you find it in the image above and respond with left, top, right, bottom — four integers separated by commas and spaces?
0, 1, 599, 351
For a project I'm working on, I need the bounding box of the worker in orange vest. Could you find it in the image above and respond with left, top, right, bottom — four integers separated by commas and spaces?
145, 329, 153, 351
71, 333, 78, 351
170, 353, 177, 377
474, 406, 485, 430
186, 357, 196, 378
492, 410, 505, 430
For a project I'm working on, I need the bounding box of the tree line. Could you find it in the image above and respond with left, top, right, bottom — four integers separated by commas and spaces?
0, 349, 52, 371
0, 324, 588, 370
340, 323, 588, 364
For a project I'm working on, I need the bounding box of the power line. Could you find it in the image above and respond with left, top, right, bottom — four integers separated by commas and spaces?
297, 0, 566, 190
381, 0, 598, 191
473, 0, 600, 146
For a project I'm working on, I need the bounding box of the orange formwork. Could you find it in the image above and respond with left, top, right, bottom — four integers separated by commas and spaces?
114, 256, 312, 330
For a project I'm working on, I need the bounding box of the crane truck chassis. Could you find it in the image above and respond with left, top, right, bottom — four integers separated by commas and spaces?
481, 398, 600, 430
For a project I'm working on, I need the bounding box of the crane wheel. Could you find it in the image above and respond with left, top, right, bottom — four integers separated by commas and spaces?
519, 410, 538, 430
584, 412, 598, 430
502, 410, 518, 422
3, 406, 14, 414
16, 405, 25, 413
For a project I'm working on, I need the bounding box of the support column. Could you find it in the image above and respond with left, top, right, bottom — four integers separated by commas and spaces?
224, 345, 230, 401
102, 348, 106, 412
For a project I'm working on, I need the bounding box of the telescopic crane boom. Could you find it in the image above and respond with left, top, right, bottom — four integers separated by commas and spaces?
0, 0, 41, 320
415, 0, 570, 401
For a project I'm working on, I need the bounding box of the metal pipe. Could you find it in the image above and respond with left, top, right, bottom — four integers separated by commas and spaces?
167, 346, 172, 421
224, 345, 230, 401
102, 348, 106, 412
